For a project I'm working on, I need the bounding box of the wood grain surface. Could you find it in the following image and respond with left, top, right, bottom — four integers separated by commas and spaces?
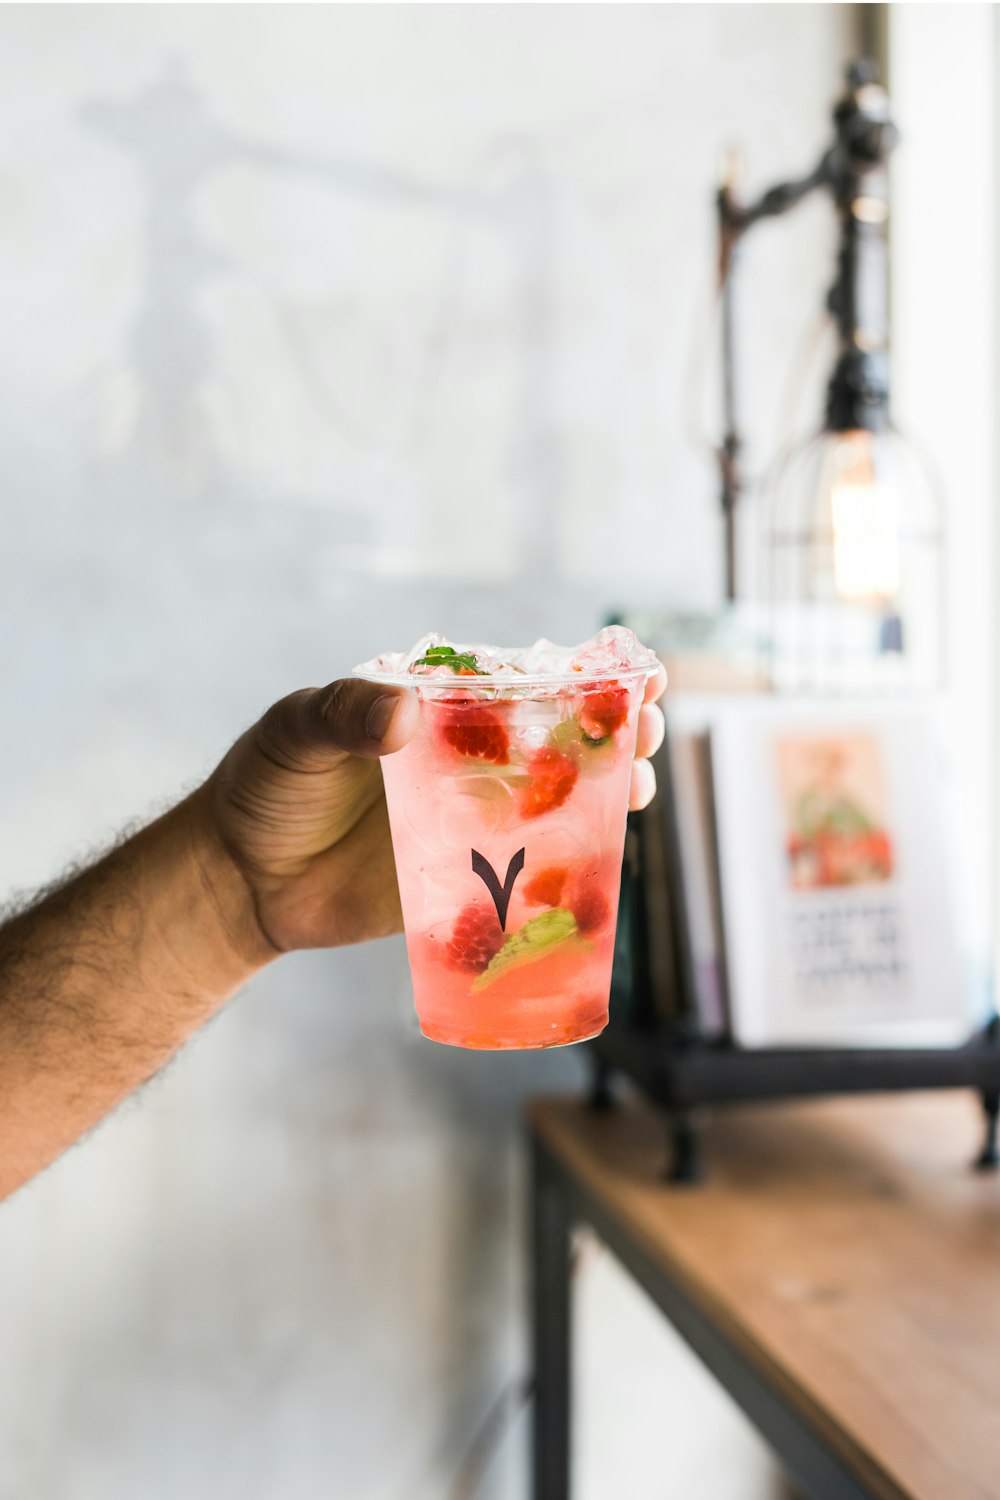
529, 1093, 1000, 1500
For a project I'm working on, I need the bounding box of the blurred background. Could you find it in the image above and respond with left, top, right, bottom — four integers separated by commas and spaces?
0, 5, 994, 1498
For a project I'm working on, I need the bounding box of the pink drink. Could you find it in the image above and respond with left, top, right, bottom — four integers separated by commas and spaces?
356, 630, 657, 1049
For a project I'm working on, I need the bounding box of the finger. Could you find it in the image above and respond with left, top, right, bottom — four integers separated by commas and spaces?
259, 680, 420, 770
628, 757, 656, 811
643, 663, 668, 704
634, 703, 664, 762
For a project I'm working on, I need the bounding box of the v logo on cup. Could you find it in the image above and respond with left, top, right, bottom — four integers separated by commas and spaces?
471, 848, 525, 932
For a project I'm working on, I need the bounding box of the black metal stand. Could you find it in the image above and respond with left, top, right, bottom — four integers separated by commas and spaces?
588, 1023, 1000, 1183
586, 1052, 614, 1113
666, 1107, 704, 1186
976, 1089, 1000, 1170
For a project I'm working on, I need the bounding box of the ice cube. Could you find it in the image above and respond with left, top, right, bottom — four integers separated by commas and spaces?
569, 625, 658, 678
354, 625, 657, 685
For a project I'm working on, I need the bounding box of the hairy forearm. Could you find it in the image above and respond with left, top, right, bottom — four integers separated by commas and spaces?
0, 789, 271, 1198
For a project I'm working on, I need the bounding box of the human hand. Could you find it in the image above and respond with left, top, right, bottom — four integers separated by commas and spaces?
200, 666, 667, 958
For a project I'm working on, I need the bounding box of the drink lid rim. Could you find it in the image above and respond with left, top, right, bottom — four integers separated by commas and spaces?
351, 663, 659, 690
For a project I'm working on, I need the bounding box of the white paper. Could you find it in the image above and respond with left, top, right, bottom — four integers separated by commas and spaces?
710, 698, 971, 1049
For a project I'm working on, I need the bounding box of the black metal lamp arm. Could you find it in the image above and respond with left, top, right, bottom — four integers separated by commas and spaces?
716, 160, 831, 601
715, 60, 898, 601
720, 158, 832, 244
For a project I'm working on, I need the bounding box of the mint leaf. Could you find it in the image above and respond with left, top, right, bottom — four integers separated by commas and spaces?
472, 908, 583, 992
413, 645, 486, 675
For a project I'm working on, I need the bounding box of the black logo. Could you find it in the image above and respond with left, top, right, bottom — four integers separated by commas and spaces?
471, 848, 525, 931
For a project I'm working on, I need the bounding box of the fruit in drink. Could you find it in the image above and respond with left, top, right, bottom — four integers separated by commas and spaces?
447, 902, 505, 972
517, 747, 578, 819
523, 866, 569, 907
579, 685, 631, 742
568, 880, 612, 936
436, 697, 511, 764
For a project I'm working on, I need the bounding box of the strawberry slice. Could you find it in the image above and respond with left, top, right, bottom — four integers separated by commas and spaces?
436, 696, 510, 764
523, 865, 569, 907
446, 902, 504, 972
525, 863, 612, 934
517, 747, 579, 819
579, 684, 630, 742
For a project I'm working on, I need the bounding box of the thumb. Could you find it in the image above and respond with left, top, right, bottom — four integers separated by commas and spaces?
256, 679, 420, 771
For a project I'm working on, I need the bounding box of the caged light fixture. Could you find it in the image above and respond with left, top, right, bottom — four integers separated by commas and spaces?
716, 60, 945, 693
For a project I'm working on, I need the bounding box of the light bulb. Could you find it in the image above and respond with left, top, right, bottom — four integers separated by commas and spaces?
829, 429, 901, 603
766, 425, 943, 693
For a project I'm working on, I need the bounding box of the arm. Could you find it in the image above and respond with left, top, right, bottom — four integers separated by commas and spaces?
0, 670, 666, 1199
0, 797, 263, 1196
0, 678, 419, 1199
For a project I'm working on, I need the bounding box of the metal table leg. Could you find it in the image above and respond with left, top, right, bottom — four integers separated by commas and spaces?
530, 1140, 573, 1500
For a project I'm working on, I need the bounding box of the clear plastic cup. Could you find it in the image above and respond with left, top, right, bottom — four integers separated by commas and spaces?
355, 633, 657, 1049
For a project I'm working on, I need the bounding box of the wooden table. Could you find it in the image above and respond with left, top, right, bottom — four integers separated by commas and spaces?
528, 1093, 1000, 1500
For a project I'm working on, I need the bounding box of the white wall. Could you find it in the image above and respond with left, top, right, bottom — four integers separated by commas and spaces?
889, 4, 997, 1002
0, 7, 854, 1498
